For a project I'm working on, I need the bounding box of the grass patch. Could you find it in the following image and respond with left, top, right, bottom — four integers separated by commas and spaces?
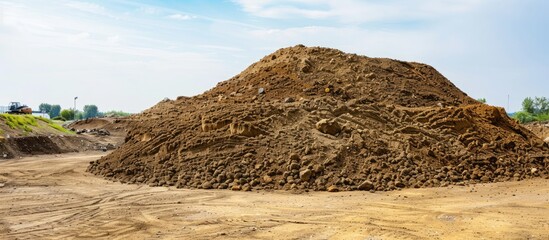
40, 117, 74, 134
0, 114, 36, 132
48, 123, 73, 134
37, 116, 53, 124
0, 114, 73, 134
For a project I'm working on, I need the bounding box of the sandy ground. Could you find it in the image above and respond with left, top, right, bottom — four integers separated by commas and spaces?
0, 153, 547, 240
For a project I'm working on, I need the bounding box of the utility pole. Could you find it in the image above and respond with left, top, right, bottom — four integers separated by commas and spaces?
74, 96, 78, 111
507, 94, 510, 111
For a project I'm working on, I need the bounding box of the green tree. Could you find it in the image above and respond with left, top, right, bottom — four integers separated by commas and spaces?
60, 109, 75, 120
50, 105, 61, 118
83, 105, 99, 119
522, 97, 535, 114
476, 98, 487, 104
533, 97, 549, 114
38, 103, 52, 113
513, 96, 549, 123
75, 111, 84, 120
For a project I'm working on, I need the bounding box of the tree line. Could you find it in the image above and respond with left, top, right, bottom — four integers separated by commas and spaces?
38, 103, 131, 121
512, 96, 549, 123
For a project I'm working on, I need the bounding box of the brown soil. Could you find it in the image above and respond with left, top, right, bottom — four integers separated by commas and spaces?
67, 117, 131, 136
0, 116, 129, 159
88, 45, 549, 192
0, 135, 99, 159
67, 117, 132, 147
1, 153, 548, 239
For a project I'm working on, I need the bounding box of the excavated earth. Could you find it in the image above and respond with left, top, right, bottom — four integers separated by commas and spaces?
88, 45, 549, 192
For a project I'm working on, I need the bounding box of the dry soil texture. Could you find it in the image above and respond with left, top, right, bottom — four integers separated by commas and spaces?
524, 121, 549, 141
2, 153, 548, 240
89, 45, 549, 192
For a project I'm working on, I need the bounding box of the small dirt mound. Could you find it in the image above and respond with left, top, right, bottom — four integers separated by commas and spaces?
67, 117, 131, 136
0, 135, 99, 159
88, 45, 548, 192
67, 117, 133, 150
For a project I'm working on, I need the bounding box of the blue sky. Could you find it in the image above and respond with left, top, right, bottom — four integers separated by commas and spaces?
0, 0, 547, 113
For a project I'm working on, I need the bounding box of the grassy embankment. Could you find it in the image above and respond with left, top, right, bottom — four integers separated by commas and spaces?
0, 114, 73, 134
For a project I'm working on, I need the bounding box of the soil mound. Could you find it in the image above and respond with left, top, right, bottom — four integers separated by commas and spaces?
0, 114, 102, 159
0, 135, 97, 159
88, 45, 548, 192
67, 117, 131, 135
66, 117, 133, 152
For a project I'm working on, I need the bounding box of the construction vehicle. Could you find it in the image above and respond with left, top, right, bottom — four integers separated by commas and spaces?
7, 102, 33, 114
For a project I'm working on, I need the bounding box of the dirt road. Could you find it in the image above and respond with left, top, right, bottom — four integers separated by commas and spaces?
0, 153, 547, 240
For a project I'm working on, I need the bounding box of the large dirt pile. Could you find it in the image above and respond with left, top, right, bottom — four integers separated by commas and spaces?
88, 45, 548, 192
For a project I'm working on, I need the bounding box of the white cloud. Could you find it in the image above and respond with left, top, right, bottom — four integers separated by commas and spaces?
198, 44, 243, 52
65, 1, 106, 15
167, 14, 195, 20
107, 35, 120, 44
233, 0, 492, 23
1, 0, 545, 113
247, 25, 443, 61
138, 6, 161, 15
67, 31, 90, 42
0, 5, 4, 26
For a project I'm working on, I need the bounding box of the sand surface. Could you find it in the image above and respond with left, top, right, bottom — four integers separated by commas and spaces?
1, 152, 548, 240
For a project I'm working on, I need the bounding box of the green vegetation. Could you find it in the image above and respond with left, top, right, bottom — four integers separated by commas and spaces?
60, 109, 75, 120
36, 117, 74, 134
100, 110, 132, 117
83, 105, 99, 118
38, 103, 62, 118
476, 98, 487, 103
47, 122, 73, 134
0, 114, 39, 132
39, 103, 52, 113
52, 116, 67, 121
50, 105, 61, 118
0, 114, 73, 134
75, 111, 84, 120
40, 102, 131, 120
512, 96, 549, 123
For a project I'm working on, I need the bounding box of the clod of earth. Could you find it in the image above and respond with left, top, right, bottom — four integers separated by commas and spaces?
88, 45, 549, 192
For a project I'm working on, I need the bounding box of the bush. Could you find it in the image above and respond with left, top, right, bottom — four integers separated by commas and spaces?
60, 109, 75, 120
52, 116, 67, 121
512, 111, 536, 124
514, 96, 549, 123
535, 113, 549, 122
